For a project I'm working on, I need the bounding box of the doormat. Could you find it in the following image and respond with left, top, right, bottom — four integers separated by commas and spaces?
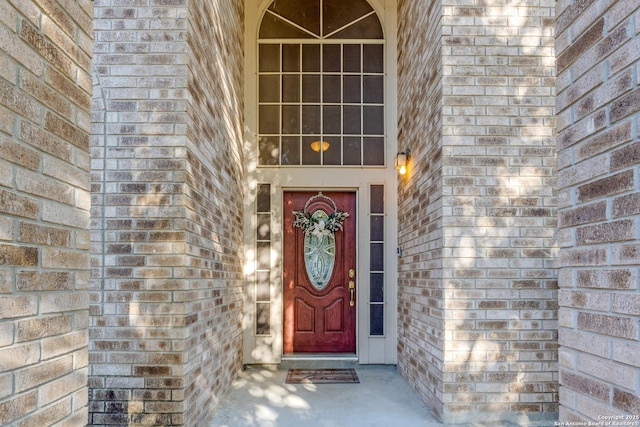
286, 368, 359, 384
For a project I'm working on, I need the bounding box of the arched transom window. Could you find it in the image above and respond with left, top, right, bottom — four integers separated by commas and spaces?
258, 0, 385, 166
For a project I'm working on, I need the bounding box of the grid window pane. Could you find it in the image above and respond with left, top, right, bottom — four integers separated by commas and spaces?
257, 184, 271, 212
370, 215, 384, 241
259, 44, 280, 72
344, 76, 361, 103
282, 105, 300, 134
343, 44, 361, 72
363, 75, 383, 104
363, 137, 384, 165
281, 136, 300, 165
323, 105, 341, 134
370, 242, 383, 271
256, 271, 270, 301
259, 105, 280, 134
257, 242, 271, 270
370, 185, 384, 213
259, 137, 279, 165
257, 303, 271, 335
302, 105, 321, 133
370, 273, 384, 302
363, 44, 383, 73
323, 75, 341, 103
363, 106, 384, 134
302, 44, 321, 71
323, 44, 341, 72
282, 75, 300, 102
260, 75, 280, 102
370, 304, 384, 336
302, 136, 321, 165
323, 136, 341, 165
302, 75, 321, 102
257, 214, 271, 240
343, 106, 361, 134
343, 137, 361, 165
282, 44, 300, 72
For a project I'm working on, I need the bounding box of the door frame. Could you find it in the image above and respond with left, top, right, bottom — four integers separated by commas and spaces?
242, 178, 398, 365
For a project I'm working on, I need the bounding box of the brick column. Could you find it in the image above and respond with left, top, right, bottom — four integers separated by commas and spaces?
90, 0, 244, 425
556, 0, 640, 421
398, 0, 558, 423
0, 0, 93, 425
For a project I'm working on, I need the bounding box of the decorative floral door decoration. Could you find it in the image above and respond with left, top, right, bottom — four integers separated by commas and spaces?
292, 193, 349, 290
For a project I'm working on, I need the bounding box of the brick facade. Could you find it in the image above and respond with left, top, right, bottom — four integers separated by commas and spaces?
89, 0, 244, 425
397, 0, 446, 416
0, 0, 93, 424
3, 0, 640, 425
398, 0, 559, 422
556, 0, 640, 421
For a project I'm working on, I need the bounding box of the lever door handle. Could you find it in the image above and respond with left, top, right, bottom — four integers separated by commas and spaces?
349, 280, 355, 306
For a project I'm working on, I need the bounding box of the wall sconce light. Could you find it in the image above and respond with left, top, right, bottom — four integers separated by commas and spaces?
395, 149, 410, 175
311, 140, 330, 152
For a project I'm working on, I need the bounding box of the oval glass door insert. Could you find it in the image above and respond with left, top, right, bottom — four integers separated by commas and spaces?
304, 210, 336, 290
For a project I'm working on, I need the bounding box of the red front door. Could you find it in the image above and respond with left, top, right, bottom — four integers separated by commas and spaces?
283, 191, 356, 353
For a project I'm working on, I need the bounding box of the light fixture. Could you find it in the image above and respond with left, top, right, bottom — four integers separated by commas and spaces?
311, 140, 330, 152
395, 149, 410, 175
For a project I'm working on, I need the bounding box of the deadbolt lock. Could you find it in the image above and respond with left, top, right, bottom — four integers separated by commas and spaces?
349, 269, 356, 278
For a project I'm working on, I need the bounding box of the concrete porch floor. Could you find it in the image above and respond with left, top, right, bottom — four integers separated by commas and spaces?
205, 362, 559, 427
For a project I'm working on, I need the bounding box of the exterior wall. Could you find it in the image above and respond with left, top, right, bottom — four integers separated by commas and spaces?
397, 0, 446, 418
183, 0, 244, 424
0, 0, 93, 425
90, 0, 244, 425
556, 0, 640, 422
398, 0, 558, 422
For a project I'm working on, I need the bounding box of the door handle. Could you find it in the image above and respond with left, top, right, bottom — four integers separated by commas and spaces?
349, 280, 355, 306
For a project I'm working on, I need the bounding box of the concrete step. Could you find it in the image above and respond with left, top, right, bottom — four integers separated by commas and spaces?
281, 353, 359, 369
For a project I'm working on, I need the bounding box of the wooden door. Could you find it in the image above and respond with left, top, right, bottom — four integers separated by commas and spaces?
283, 191, 356, 353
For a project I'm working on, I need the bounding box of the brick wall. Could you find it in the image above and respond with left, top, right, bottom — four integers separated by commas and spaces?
556, 0, 640, 422
397, 0, 446, 418
182, 0, 244, 424
398, 0, 558, 422
0, 0, 93, 425
89, 0, 192, 418
89, 0, 244, 425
